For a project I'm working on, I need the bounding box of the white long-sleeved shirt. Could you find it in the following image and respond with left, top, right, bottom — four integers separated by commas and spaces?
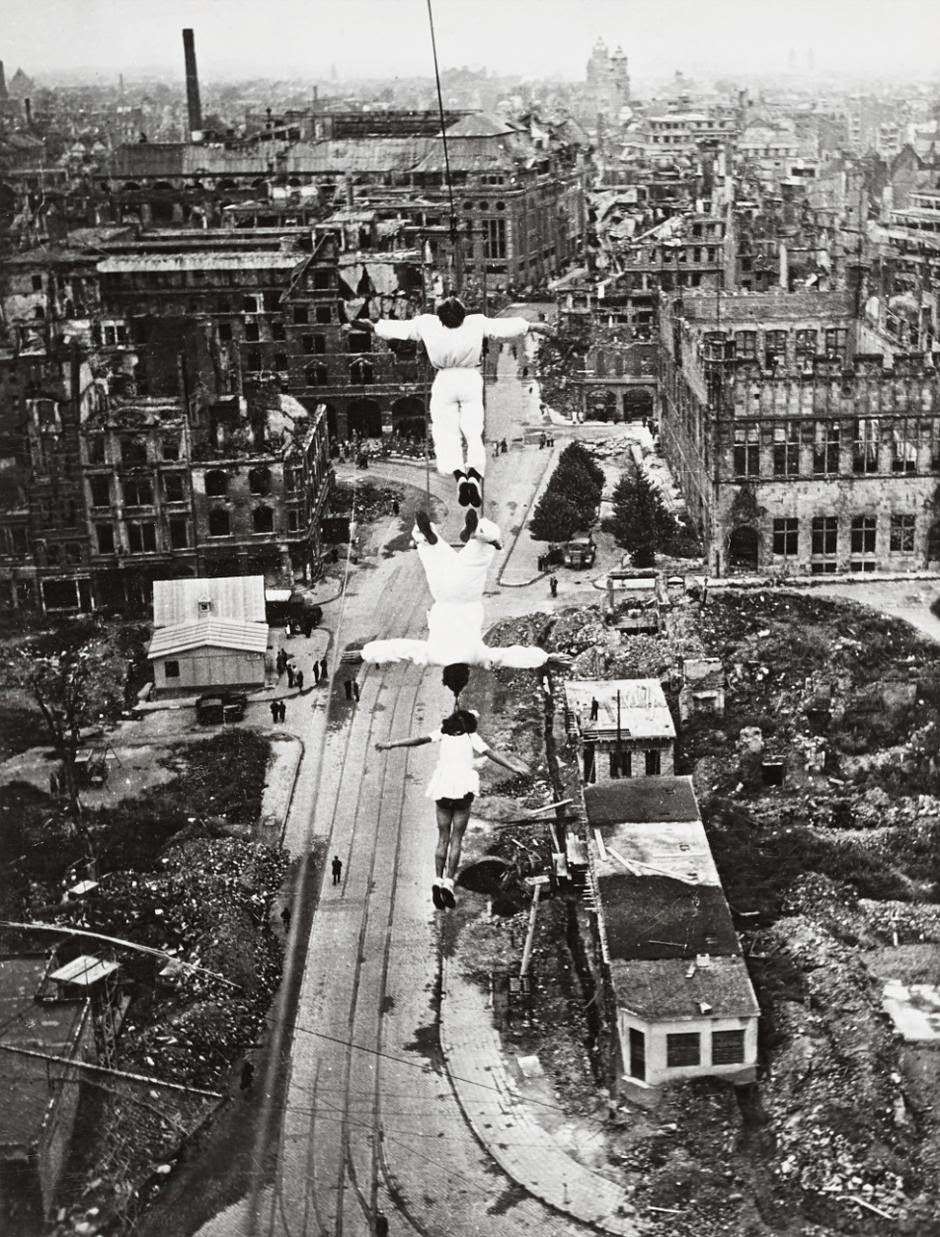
374, 313, 530, 371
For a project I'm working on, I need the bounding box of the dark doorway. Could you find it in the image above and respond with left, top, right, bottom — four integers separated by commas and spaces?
347, 398, 382, 438
728, 525, 759, 570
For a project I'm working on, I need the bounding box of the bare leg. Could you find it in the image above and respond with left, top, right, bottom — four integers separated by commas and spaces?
444, 803, 472, 879
434, 803, 454, 878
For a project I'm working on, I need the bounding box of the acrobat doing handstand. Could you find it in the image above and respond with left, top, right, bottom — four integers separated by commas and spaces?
356, 510, 571, 674
352, 298, 551, 507
375, 707, 531, 909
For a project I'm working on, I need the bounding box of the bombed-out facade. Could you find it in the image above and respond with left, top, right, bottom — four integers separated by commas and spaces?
659, 288, 940, 575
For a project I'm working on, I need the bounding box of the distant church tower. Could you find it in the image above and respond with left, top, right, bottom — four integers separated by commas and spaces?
584, 37, 630, 123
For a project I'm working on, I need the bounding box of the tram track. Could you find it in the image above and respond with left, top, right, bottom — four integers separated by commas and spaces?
260, 569, 430, 1237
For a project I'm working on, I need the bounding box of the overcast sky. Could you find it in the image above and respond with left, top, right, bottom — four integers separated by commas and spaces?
3, 0, 938, 83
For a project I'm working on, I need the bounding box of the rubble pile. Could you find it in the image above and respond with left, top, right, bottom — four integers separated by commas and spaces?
757, 915, 926, 1231
611, 1082, 754, 1236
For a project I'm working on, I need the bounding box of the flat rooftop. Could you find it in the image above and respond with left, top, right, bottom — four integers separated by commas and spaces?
565, 678, 675, 741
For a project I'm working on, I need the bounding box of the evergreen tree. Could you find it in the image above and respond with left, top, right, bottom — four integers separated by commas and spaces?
529, 492, 583, 543
607, 470, 663, 565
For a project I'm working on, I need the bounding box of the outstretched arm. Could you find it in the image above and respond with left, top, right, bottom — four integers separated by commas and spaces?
527, 320, 553, 337
483, 748, 534, 776
481, 315, 532, 341
375, 735, 432, 752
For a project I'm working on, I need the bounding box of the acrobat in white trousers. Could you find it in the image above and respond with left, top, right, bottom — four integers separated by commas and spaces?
362, 520, 547, 669
429, 368, 487, 477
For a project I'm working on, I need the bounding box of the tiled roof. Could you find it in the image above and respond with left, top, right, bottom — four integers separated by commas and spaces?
148, 619, 269, 659
284, 138, 427, 175
585, 777, 701, 826
595, 866, 740, 961
153, 575, 266, 627
444, 113, 518, 138
610, 955, 760, 1021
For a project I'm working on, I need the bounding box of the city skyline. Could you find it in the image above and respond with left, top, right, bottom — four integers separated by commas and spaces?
3, 0, 939, 84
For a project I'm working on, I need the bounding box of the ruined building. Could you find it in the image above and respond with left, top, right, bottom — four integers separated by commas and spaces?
659, 288, 940, 575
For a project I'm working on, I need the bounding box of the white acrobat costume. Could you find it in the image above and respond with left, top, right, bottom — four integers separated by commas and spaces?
373, 314, 532, 477
362, 518, 550, 670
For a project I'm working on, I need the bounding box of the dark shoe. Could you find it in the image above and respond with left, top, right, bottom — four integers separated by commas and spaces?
460, 509, 479, 543
432, 882, 444, 910
464, 476, 481, 508
456, 473, 473, 506
415, 510, 437, 545
440, 879, 456, 909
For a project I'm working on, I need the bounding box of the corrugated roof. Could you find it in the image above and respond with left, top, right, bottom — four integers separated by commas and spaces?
610, 955, 759, 1021
153, 576, 266, 627
49, 955, 120, 987
98, 251, 301, 274
148, 619, 269, 659
584, 777, 700, 826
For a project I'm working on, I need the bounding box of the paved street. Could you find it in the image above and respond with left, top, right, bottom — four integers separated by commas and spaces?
173, 329, 611, 1237
225, 334, 614, 1237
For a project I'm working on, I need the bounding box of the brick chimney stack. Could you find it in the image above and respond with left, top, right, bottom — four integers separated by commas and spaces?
0, 61, 7, 101
182, 28, 203, 139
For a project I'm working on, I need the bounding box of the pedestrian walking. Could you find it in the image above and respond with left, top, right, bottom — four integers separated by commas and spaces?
313, 661, 321, 686
280, 905, 291, 931
286, 664, 295, 688
240, 1061, 254, 1091
344, 678, 353, 701
276, 649, 287, 676
311, 605, 323, 626
296, 670, 304, 691
353, 681, 360, 702
549, 574, 558, 598
303, 616, 313, 638
320, 655, 328, 681
590, 696, 599, 721
277, 699, 287, 723
500, 438, 508, 454
331, 855, 343, 885
392, 498, 400, 515
269, 700, 279, 724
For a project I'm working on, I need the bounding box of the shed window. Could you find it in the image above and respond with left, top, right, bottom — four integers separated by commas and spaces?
711, 1029, 745, 1064
666, 1032, 700, 1068
645, 749, 661, 775
609, 749, 631, 779
164, 660, 180, 679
